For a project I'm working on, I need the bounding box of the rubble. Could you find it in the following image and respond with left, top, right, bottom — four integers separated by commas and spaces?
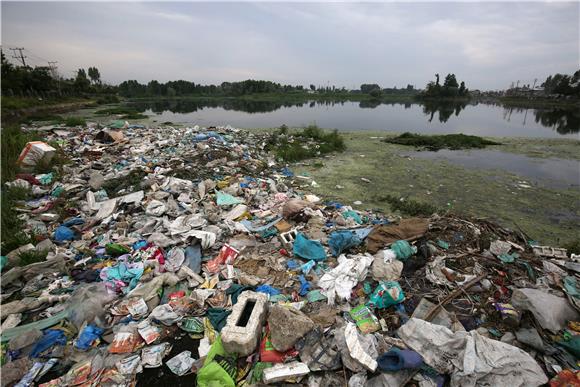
0, 123, 578, 386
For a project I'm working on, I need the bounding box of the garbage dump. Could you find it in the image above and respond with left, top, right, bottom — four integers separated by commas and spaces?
1, 123, 579, 387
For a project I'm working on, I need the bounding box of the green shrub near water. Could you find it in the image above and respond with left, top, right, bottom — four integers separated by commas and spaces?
0, 125, 66, 256
268, 124, 346, 162
94, 106, 147, 119
383, 132, 501, 151
378, 194, 438, 217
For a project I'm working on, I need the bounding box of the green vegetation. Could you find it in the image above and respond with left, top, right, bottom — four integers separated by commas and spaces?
18, 249, 49, 266
563, 238, 580, 255
542, 70, 580, 97
420, 73, 469, 99
379, 194, 438, 217
1, 186, 33, 255
383, 132, 501, 151
267, 125, 346, 162
0, 125, 68, 255
287, 130, 578, 245
64, 116, 86, 126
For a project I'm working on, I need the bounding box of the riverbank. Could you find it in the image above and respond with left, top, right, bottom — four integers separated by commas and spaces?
285, 130, 579, 246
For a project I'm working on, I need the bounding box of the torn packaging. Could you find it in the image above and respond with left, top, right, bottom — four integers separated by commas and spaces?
397, 318, 548, 387
366, 218, 429, 253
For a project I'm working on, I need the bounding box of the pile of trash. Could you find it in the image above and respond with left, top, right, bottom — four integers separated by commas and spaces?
1, 123, 578, 387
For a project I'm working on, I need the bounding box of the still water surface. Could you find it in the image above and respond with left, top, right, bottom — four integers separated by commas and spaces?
129, 100, 580, 139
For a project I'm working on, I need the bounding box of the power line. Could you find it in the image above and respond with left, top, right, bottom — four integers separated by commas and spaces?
9, 47, 27, 66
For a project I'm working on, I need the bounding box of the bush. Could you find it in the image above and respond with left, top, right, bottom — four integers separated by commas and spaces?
267, 125, 346, 162
383, 132, 501, 151
379, 194, 438, 217
64, 116, 86, 127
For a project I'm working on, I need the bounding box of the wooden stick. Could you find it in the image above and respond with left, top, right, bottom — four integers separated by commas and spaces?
424, 273, 486, 322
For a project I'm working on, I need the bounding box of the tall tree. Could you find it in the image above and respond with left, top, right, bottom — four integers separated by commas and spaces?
87, 67, 101, 85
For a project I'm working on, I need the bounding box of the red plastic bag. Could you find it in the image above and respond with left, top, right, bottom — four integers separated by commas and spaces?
260, 326, 298, 363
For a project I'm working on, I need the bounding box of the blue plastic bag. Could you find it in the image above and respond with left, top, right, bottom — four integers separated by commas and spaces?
298, 275, 311, 296
256, 284, 281, 296
328, 230, 362, 257
30, 329, 66, 358
74, 325, 104, 351
293, 233, 327, 261
53, 226, 76, 242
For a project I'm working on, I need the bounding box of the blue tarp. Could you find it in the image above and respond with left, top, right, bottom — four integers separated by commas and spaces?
293, 233, 327, 261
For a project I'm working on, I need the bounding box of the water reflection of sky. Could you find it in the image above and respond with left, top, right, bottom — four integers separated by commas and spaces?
409, 149, 580, 189
138, 101, 580, 139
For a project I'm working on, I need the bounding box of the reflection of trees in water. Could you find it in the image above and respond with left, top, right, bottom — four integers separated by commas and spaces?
128, 99, 579, 134
533, 108, 580, 134
421, 101, 467, 123
500, 106, 580, 134
129, 99, 293, 114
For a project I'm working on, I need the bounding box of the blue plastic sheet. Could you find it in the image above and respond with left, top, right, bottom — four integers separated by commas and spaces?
30, 329, 66, 358
74, 325, 104, 351
293, 233, 327, 261
53, 226, 76, 242
256, 284, 281, 296
300, 260, 316, 274
298, 275, 311, 296
61, 217, 85, 227
328, 230, 362, 257
286, 260, 300, 270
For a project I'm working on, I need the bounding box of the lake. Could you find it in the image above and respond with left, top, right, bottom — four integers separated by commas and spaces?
127, 99, 580, 139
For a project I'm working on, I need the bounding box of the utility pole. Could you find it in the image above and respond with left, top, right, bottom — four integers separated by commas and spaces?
48, 61, 61, 95
9, 47, 27, 66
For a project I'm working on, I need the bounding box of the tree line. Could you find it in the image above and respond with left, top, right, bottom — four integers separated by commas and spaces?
1, 51, 115, 98
542, 70, 580, 96
117, 79, 308, 98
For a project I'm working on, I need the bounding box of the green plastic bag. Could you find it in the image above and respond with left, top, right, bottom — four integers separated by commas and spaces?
0, 256, 7, 272
105, 243, 131, 257
391, 240, 416, 261
216, 191, 243, 206
367, 281, 405, 309
197, 335, 236, 387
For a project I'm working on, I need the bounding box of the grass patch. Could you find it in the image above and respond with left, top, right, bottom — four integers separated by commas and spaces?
94, 106, 147, 119
18, 249, 48, 266
63, 116, 86, 126
1, 126, 43, 183
563, 238, 580, 255
267, 124, 346, 162
1, 186, 33, 255
383, 132, 501, 151
1, 125, 70, 255
378, 194, 438, 217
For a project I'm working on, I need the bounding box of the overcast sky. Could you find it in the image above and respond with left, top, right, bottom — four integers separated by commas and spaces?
2, 1, 578, 90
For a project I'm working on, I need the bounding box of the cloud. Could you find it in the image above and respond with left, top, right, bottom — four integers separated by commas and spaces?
1, 2, 578, 89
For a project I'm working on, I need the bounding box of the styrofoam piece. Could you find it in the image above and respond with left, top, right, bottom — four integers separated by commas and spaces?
221, 291, 268, 356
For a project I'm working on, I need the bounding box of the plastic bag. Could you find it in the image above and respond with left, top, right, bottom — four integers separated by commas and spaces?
367, 281, 405, 309
74, 325, 104, 351
67, 283, 116, 329
328, 231, 362, 257
293, 233, 326, 261
390, 240, 416, 261
166, 351, 195, 376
